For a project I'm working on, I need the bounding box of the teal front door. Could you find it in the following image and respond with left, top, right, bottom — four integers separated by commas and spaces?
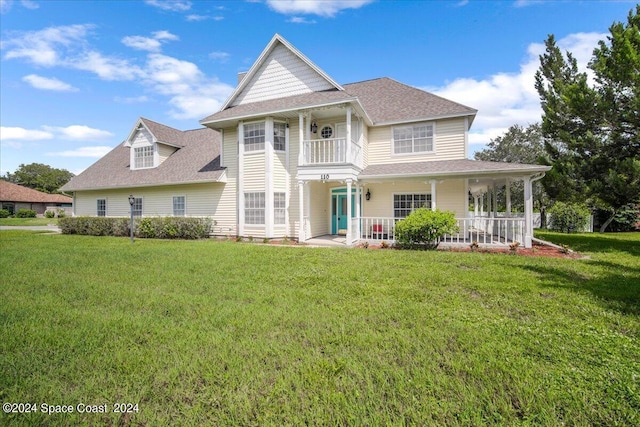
331, 193, 356, 235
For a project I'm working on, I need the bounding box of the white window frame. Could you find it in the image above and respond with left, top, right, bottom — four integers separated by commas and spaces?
274, 122, 287, 152
274, 192, 286, 225
320, 124, 334, 139
392, 122, 434, 155
172, 195, 186, 216
132, 197, 143, 217
97, 199, 106, 217
393, 193, 432, 218
134, 145, 155, 169
244, 122, 265, 152
244, 192, 265, 225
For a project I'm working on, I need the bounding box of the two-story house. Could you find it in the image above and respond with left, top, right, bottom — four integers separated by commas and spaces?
62, 34, 549, 248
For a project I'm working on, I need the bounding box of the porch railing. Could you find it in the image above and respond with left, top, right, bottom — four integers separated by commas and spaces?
355, 217, 525, 246
302, 138, 346, 165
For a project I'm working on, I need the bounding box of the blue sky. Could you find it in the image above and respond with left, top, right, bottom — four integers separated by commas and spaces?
0, 0, 635, 177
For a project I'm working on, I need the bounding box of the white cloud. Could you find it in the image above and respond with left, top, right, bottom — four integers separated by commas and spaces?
152, 30, 178, 41
22, 74, 78, 91
265, 0, 373, 17
430, 32, 606, 154
47, 146, 113, 158
114, 95, 150, 104
21, 0, 38, 9
122, 35, 162, 52
42, 125, 113, 140
209, 51, 230, 62
144, 0, 191, 12
0, 126, 53, 141
122, 31, 178, 53
288, 16, 317, 24
71, 50, 143, 81
2, 24, 94, 66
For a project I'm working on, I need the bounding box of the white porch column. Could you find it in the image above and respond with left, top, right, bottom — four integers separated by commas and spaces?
492, 182, 498, 217
238, 121, 245, 237
430, 179, 437, 211
298, 180, 306, 242
298, 113, 304, 166
355, 184, 361, 240
474, 195, 480, 217
346, 179, 353, 243
506, 179, 512, 214
346, 105, 352, 164
480, 194, 485, 217
524, 176, 533, 248
265, 117, 274, 238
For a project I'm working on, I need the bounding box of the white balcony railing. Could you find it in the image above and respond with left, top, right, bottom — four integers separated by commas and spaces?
303, 138, 346, 165
355, 217, 525, 246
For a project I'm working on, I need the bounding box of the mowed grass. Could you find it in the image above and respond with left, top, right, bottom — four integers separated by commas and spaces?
0, 217, 58, 226
0, 231, 638, 426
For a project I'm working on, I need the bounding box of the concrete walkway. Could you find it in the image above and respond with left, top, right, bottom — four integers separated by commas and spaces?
0, 225, 61, 233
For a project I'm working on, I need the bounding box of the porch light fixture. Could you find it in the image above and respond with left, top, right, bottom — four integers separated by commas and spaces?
128, 194, 135, 243
366, 189, 371, 201
310, 120, 318, 134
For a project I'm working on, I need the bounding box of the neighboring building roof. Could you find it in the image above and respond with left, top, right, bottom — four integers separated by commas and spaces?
61, 125, 224, 191
201, 77, 476, 127
0, 180, 73, 203
359, 159, 550, 179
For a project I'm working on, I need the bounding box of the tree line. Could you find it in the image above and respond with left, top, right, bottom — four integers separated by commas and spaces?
476, 5, 640, 232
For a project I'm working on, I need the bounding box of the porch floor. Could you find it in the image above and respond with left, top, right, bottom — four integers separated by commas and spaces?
304, 234, 347, 247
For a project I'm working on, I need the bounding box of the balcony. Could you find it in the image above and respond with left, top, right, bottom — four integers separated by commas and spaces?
300, 138, 363, 168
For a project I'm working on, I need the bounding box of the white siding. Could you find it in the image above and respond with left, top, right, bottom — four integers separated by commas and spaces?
232, 44, 334, 106
243, 153, 266, 191
132, 128, 152, 147
73, 183, 224, 218
362, 179, 466, 218
158, 143, 177, 164
287, 121, 301, 239
273, 153, 287, 192
214, 127, 239, 235
366, 117, 467, 165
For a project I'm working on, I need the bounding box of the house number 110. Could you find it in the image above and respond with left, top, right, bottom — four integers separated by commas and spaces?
320, 174, 330, 180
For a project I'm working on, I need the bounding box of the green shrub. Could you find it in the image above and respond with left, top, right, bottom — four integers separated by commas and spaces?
15, 209, 37, 218
0, 209, 10, 218
548, 202, 591, 233
44, 210, 56, 218
60, 216, 212, 239
394, 209, 459, 249
56, 209, 66, 218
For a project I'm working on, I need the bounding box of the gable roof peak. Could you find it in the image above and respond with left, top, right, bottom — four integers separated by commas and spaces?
218, 33, 343, 111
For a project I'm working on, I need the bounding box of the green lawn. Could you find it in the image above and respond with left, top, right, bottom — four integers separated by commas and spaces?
1, 231, 638, 426
0, 217, 58, 226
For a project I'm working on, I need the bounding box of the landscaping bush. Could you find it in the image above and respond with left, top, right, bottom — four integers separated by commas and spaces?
59, 216, 212, 239
548, 202, 591, 233
0, 209, 10, 218
56, 209, 66, 218
394, 208, 459, 249
44, 210, 56, 219
15, 209, 37, 218
59, 217, 131, 236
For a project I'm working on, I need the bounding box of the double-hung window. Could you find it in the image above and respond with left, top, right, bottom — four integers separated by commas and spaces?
134, 146, 154, 168
274, 192, 286, 225
97, 199, 106, 217
244, 192, 265, 225
274, 122, 286, 152
394, 194, 431, 218
173, 196, 185, 216
393, 123, 434, 154
244, 122, 265, 152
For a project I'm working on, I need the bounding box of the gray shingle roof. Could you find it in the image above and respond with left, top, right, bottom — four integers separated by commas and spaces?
61, 126, 223, 191
359, 159, 550, 179
343, 78, 476, 124
201, 77, 476, 126
142, 117, 187, 147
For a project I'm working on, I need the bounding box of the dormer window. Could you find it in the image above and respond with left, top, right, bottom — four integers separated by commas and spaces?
134, 146, 154, 169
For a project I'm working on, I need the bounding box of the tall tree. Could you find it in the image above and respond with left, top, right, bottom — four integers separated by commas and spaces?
2, 163, 74, 194
474, 124, 552, 225
535, 6, 640, 232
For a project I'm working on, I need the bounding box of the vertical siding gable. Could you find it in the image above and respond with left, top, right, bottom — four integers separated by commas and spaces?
131, 128, 153, 147
232, 44, 335, 107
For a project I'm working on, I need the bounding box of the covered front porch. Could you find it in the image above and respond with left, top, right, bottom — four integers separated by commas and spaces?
296, 159, 550, 249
